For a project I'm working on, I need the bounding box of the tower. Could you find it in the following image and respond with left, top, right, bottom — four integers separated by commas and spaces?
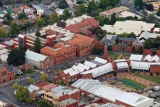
103, 35, 108, 60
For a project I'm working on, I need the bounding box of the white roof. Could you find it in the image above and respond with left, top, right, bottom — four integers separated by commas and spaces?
130, 61, 150, 70
119, 11, 141, 19
54, 8, 64, 15
151, 55, 159, 62
130, 54, 143, 61
36, 90, 44, 95
63, 68, 79, 76
154, 27, 160, 32
114, 59, 126, 62
25, 50, 47, 62
0, 48, 8, 55
144, 54, 152, 62
94, 57, 107, 64
28, 84, 39, 93
102, 20, 155, 36
116, 92, 153, 107
18, 34, 25, 38
72, 63, 90, 72
0, 54, 8, 62
81, 63, 113, 78
84, 61, 97, 68
138, 31, 160, 40
116, 62, 129, 69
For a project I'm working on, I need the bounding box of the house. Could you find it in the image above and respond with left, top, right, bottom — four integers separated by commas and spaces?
66, 7, 76, 15
43, 9, 54, 18
25, 50, 54, 70
99, 6, 130, 18
11, 20, 25, 26
138, 31, 160, 41
71, 79, 154, 107
0, 10, 4, 17
129, 54, 143, 61
118, 37, 136, 45
12, 8, 21, 14
101, 34, 117, 46
119, 11, 141, 19
54, 8, 64, 16
112, 59, 130, 72
0, 60, 16, 84
65, 18, 99, 36
44, 86, 80, 105
2, 25, 10, 33
101, 20, 155, 36
57, 98, 85, 107
20, 5, 35, 15
4, 8, 13, 14
33, 4, 47, 15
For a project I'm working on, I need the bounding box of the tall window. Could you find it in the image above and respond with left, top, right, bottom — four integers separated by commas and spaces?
2, 71, 6, 76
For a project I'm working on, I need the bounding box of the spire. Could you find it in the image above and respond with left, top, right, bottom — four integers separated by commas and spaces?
103, 34, 108, 60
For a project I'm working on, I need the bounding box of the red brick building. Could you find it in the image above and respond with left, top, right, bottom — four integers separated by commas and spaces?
65, 18, 99, 36
0, 61, 16, 84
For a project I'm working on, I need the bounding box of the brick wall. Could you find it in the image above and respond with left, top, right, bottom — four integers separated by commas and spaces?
150, 65, 160, 73
156, 50, 160, 56
81, 73, 92, 79
143, 49, 152, 55
112, 46, 118, 51
126, 46, 132, 52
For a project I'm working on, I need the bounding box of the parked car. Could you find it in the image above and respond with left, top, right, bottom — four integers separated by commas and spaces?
154, 86, 160, 91
147, 90, 153, 94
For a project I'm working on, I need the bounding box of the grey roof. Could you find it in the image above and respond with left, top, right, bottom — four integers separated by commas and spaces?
90, 60, 103, 66
43, 9, 53, 16
0, 64, 3, 68
66, 7, 76, 13
118, 37, 136, 42
7, 65, 13, 71
60, 98, 77, 105
13, 67, 23, 74
0, 59, 3, 64
101, 34, 117, 44
139, 31, 159, 40
37, 4, 47, 10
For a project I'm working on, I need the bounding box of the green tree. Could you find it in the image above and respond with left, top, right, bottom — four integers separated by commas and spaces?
27, 78, 34, 85
99, 0, 109, 9
90, 27, 106, 40
7, 49, 25, 66
128, 32, 136, 38
0, 27, 7, 38
10, 0, 16, 5
26, 98, 34, 104
110, 13, 117, 25
58, 0, 68, 9
33, 37, 42, 53
49, 13, 59, 24
40, 73, 48, 81
68, 81, 73, 86
109, 0, 120, 6
134, 0, 144, 9
18, 12, 27, 20
155, 72, 160, 76
156, 8, 160, 16
77, 0, 83, 4
9, 22, 20, 36
57, 21, 66, 28
92, 42, 103, 54
145, 4, 154, 11
75, 4, 87, 16
153, 36, 160, 49
138, 46, 143, 54
87, 0, 97, 12
15, 86, 29, 102
132, 46, 136, 54
35, 29, 41, 37
38, 99, 53, 107
13, 82, 20, 89
113, 71, 117, 77
94, 16, 104, 26
23, 0, 30, 3
150, 72, 153, 76
147, 14, 155, 23
36, 18, 46, 28
144, 38, 153, 49
61, 9, 72, 20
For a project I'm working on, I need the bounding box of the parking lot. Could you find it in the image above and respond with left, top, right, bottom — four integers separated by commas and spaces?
147, 86, 160, 102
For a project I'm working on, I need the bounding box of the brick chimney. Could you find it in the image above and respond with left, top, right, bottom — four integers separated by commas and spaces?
103, 35, 108, 60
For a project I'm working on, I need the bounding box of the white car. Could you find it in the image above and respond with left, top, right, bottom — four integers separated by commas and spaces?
154, 86, 160, 91
147, 90, 153, 94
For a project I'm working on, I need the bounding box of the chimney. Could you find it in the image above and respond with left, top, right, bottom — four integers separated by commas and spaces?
68, 102, 69, 105
63, 92, 64, 95
103, 35, 108, 60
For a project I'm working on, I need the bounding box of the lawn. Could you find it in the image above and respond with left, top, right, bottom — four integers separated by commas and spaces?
120, 78, 147, 90
121, 53, 131, 59
108, 53, 119, 59
139, 76, 160, 83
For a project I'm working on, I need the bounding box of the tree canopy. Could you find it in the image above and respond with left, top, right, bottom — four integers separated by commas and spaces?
58, 0, 68, 9
13, 82, 20, 89
18, 12, 27, 20
0, 27, 7, 38
9, 22, 20, 36
57, 21, 66, 28
156, 8, 160, 16
75, 4, 87, 16
90, 27, 107, 40
38, 99, 54, 107
99, 0, 109, 9
27, 78, 34, 85
145, 4, 154, 11
153, 36, 160, 49
33, 37, 42, 53
49, 13, 59, 24
92, 42, 103, 54
7, 49, 25, 66
15, 86, 29, 102
87, 0, 97, 12
35, 29, 41, 37
61, 9, 72, 20
134, 0, 144, 9
40, 73, 48, 81
36, 18, 46, 28
144, 38, 153, 49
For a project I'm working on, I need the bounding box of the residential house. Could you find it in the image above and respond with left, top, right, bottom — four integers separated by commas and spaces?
138, 31, 159, 41
0, 60, 16, 84
4, 8, 13, 14
44, 86, 80, 105
65, 18, 99, 36
12, 8, 21, 15
66, 7, 76, 15
43, 9, 54, 18
99, 6, 130, 18
33, 4, 47, 15
57, 98, 85, 107
25, 49, 54, 70
20, 5, 35, 15
54, 8, 64, 16
0, 10, 4, 17
2, 25, 10, 33
101, 34, 117, 46
11, 20, 25, 26
119, 11, 141, 19
43, 3, 52, 8
118, 37, 136, 45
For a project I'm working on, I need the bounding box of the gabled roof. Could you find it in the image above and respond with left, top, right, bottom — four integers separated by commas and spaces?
43, 9, 53, 16
25, 50, 47, 62
101, 34, 117, 44
94, 57, 107, 64
118, 37, 136, 42
139, 31, 160, 40
151, 55, 159, 62
130, 54, 143, 61
28, 84, 39, 93
84, 61, 97, 68
144, 54, 152, 62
